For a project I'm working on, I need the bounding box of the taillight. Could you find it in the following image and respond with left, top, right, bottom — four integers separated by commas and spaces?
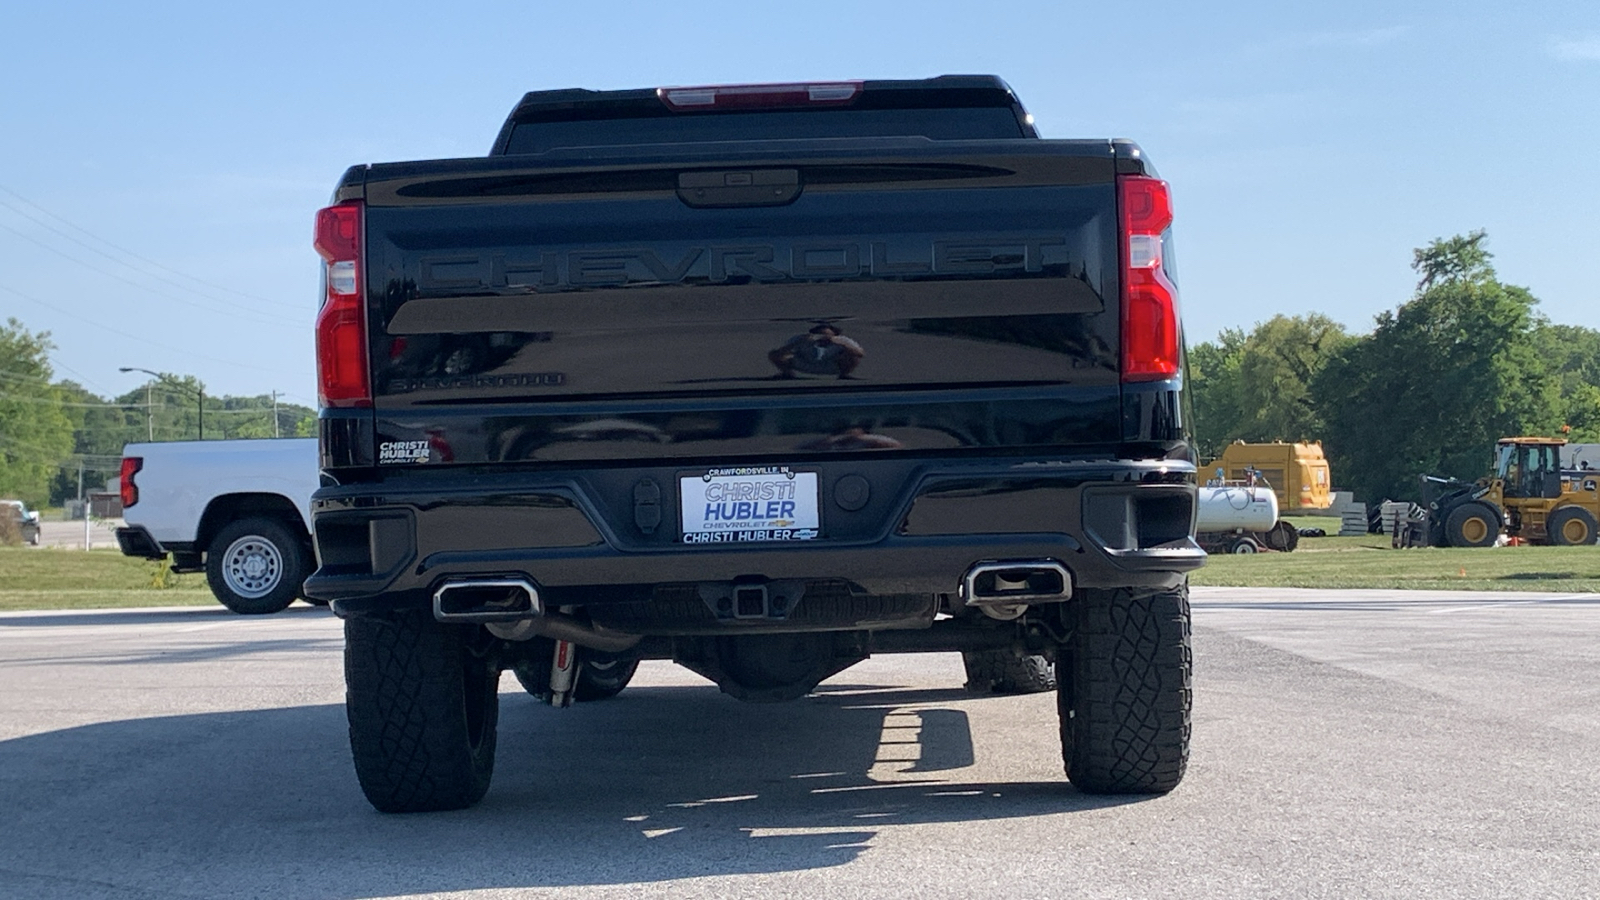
1119, 175, 1180, 382
119, 457, 142, 508
314, 200, 371, 408
657, 81, 862, 110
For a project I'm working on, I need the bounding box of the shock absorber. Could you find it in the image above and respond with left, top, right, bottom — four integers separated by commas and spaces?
548, 639, 577, 707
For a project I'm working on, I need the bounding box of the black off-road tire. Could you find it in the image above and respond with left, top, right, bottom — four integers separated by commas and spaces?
204, 517, 305, 614
962, 649, 1057, 694
1546, 506, 1598, 546
344, 609, 499, 813
1059, 585, 1192, 794
1445, 502, 1499, 548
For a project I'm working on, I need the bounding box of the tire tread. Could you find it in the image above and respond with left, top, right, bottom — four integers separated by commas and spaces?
1059, 585, 1191, 794
962, 649, 1057, 694
345, 610, 496, 813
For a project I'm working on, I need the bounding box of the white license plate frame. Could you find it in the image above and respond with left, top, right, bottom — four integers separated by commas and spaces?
679, 467, 820, 544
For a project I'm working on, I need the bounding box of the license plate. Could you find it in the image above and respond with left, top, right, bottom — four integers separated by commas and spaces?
680, 467, 820, 543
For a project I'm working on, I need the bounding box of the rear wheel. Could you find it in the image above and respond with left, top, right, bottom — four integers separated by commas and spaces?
1058, 585, 1191, 794
1546, 506, 1598, 546
1445, 503, 1499, 548
345, 609, 499, 813
205, 517, 305, 614
962, 649, 1056, 694
1229, 537, 1260, 554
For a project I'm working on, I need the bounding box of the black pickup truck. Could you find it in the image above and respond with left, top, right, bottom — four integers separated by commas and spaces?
305, 75, 1202, 813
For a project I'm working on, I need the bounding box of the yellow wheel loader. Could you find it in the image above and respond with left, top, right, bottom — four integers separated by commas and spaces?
1424, 437, 1600, 547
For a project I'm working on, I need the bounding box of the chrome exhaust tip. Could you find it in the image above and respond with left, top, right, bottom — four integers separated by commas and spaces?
432, 577, 541, 623
961, 559, 1072, 606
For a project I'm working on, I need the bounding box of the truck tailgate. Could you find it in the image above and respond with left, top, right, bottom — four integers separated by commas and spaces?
357, 142, 1123, 465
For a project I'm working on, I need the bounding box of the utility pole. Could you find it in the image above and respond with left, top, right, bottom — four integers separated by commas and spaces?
272, 390, 280, 438
78, 460, 89, 551
120, 367, 203, 441
145, 382, 153, 441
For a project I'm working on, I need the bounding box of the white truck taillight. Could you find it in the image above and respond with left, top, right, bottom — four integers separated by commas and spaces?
313, 201, 371, 408
657, 81, 862, 110
1118, 175, 1180, 382
119, 456, 142, 508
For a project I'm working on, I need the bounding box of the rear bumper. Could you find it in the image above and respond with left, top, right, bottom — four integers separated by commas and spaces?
305, 456, 1203, 616
115, 526, 166, 560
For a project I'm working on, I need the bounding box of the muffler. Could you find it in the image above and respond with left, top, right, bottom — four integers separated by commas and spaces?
432, 577, 640, 653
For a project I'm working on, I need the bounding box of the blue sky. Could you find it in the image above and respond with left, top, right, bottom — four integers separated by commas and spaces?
1, 0, 1595, 403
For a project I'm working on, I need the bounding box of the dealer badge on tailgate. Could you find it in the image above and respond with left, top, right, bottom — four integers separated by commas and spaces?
680, 467, 819, 543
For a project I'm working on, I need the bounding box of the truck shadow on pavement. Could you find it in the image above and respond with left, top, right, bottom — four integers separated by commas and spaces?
0, 678, 1153, 897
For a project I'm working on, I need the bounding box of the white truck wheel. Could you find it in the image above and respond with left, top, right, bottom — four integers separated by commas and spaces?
205, 517, 304, 614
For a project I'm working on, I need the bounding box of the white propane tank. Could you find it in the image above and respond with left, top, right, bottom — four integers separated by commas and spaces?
1196, 485, 1279, 533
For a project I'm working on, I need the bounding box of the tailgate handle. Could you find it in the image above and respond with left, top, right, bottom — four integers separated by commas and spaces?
677, 169, 801, 208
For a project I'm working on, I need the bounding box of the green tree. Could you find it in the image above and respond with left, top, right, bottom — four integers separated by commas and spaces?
112, 379, 315, 442
47, 380, 144, 505
118, 374, 209, 442
0, 319, 76, 505
1187, 327, 1246, 459
1187, 314, 1351, 459
1412, 228, 1493, 291
1534, 323, 1600, 442
1316, 233, 1562, 502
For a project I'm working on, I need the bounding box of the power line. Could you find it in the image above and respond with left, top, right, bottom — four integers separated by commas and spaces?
0, 431, 91, 460
0, 219, 303, 329
0, 356, 123, 397
0, 194, 285, 314
0, 282, 283, 374
49, 359, 120, 396
200, 406, 307, 415
0, 369, 56, 386
0, 369, 315, 412
0, 390, 150, 408
0, 184, 304, 311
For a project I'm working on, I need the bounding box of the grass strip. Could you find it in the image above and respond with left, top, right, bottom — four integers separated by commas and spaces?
1193, 541, 1600, 592
4, 537, 1597, 612
0, 547, 212, 610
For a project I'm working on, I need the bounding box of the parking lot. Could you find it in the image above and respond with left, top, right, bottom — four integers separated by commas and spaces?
31, 518, 125, 551
0, 586, 1597, 899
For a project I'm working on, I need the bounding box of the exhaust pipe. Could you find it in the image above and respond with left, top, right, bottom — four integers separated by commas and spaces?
961, 559, 1072, 608
433, 578, 541, 622
432, 577, 640, 653
488, 614, 641, 654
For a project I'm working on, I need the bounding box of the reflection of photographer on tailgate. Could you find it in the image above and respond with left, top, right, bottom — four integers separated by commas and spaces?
769, 323, 864, 379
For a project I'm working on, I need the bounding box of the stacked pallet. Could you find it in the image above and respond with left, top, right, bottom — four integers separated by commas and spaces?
1329, 491, 1369, 536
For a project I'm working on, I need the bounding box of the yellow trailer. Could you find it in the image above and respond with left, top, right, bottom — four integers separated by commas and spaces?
1201, 441, 1332, 512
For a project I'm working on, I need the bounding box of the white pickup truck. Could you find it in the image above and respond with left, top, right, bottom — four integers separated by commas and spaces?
115, 438, 320, 614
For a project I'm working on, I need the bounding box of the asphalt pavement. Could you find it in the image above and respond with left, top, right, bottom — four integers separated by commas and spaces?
0, 586, 1596, 899
32, 517, 125, 550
